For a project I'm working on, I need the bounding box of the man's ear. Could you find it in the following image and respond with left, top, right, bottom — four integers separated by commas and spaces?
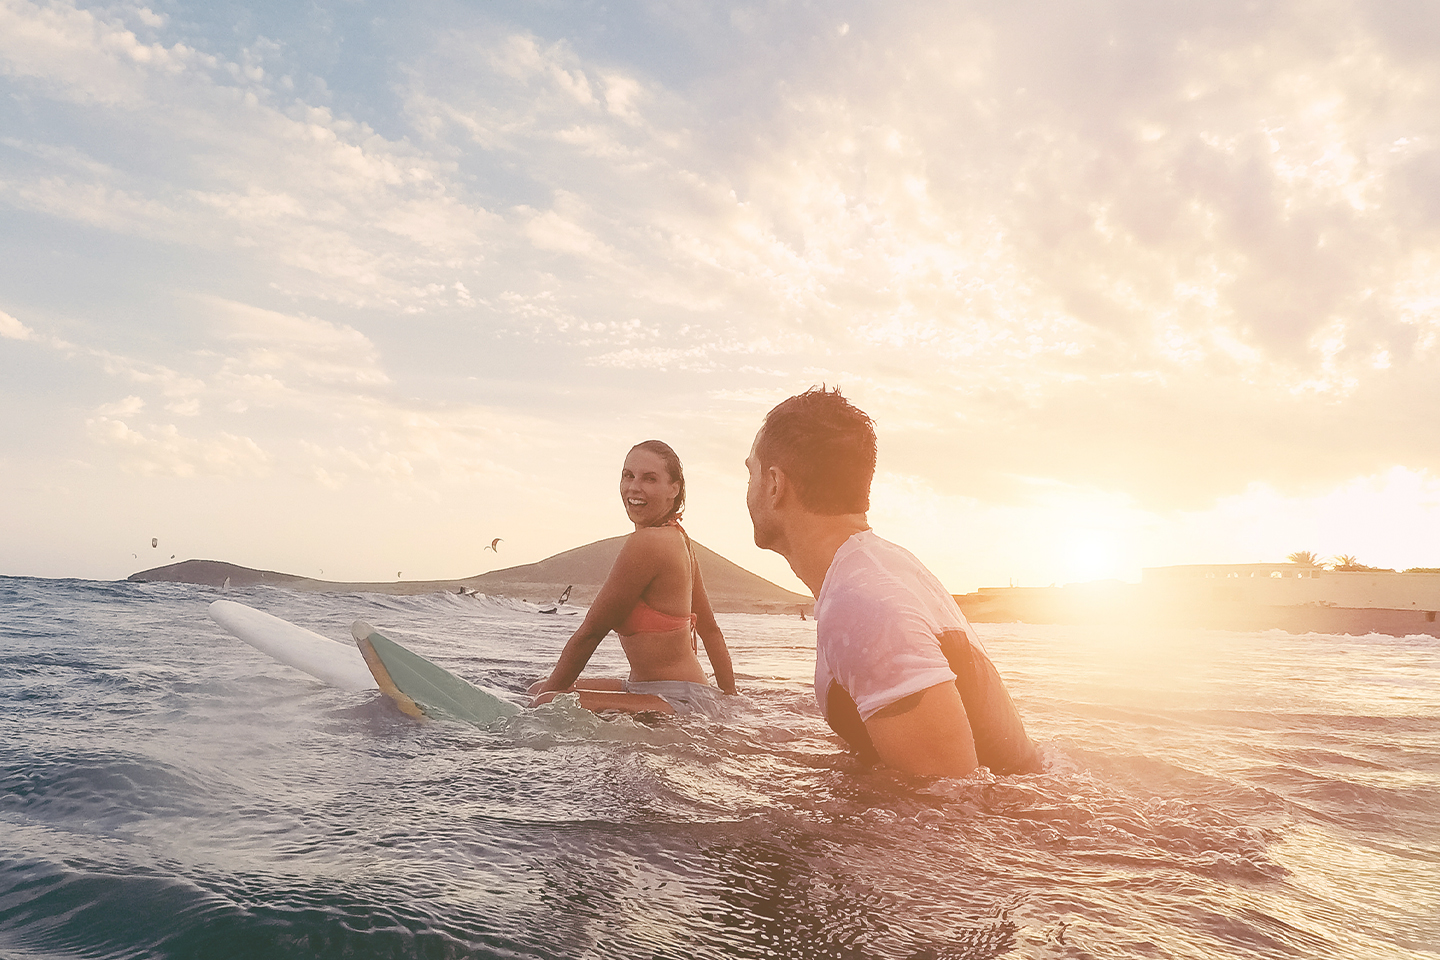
766, 464, 788, 505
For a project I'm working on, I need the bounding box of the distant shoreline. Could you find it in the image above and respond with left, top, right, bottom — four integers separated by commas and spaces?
956, 563, 1440, 638
127, 540, 815, 618
128, 556, 1440, 637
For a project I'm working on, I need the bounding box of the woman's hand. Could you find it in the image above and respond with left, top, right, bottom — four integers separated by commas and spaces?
528, 677, 569, 697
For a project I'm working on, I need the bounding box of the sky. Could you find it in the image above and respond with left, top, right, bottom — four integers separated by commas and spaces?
3, 0, 1440, 595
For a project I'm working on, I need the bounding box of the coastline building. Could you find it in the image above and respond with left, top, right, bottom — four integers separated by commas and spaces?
956, 564, 1440, 638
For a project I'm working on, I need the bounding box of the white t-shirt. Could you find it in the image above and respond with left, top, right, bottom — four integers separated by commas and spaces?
814, 530, 983, 721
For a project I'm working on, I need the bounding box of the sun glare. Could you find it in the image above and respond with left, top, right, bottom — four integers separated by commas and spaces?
1063, 532, 1122, 583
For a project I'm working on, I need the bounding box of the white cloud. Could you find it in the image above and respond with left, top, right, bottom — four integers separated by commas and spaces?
0, 1, 504, 310
0, 173, 184, 235
601, 74, 644, 123
97, 395, 144, 416
0, 0, 209, 106
522, 206, 614, 261
85, 416, 270, 478
165, 398, 200, 416
210, 298, 390, 387
0, 309, 34, 340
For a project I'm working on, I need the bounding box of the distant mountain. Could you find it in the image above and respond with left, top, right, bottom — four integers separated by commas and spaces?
467, 536, 809, 612
128, 537, 812, 615
127, 559, 305, 589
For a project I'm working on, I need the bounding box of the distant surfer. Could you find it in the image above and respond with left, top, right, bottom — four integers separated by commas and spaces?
746, 387, 1039, 776
529, 441, 736, 715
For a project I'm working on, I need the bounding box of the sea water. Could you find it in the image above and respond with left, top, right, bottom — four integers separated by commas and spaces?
1, 574, 1436, 960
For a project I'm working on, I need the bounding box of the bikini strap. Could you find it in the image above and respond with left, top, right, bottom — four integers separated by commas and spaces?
669, 520, 700, 653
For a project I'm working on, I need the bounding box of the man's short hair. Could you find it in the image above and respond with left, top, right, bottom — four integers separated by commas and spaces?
757, 386, 876, 514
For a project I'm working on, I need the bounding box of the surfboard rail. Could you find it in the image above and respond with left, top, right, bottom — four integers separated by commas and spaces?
351, 621, 522, 726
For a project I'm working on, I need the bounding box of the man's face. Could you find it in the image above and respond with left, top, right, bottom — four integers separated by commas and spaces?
745, 430, 779, 551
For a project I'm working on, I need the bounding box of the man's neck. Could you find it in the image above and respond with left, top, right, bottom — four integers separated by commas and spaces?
783, 514, 870, 596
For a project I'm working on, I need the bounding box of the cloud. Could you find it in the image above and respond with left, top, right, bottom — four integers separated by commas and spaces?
0, 309, 34, 340
0, 0, 209, 106
47, 294, 563, 498
208, 298, 390, 388
522, 204, 615, 262
85, 416, 270, 478
0, 0, 505, 310
7, 0, 1440, 585
97, 395, 144, 416
567, 0, 1440, 508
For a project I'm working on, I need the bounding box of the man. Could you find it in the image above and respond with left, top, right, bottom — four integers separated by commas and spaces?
746, 387, 1040, 777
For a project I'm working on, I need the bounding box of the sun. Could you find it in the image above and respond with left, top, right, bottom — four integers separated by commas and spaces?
1063, 531, 1122, 583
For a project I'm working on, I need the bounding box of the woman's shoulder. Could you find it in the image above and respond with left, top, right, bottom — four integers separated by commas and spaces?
611, 526, 685, 582
622, 524, 687, 558
626, 523, 685, 546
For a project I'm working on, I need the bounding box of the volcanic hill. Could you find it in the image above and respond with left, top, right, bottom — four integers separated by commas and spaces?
129, 536, 812, 615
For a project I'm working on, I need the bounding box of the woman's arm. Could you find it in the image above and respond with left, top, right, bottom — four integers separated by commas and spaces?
529, 622, 607, 697
530, 532, 664, 696
692, 563, 736, 694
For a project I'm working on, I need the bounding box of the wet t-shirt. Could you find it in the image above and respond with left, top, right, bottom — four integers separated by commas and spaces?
814, 530, 1040, 774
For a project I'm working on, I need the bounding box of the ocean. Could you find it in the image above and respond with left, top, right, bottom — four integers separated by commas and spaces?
1, 574, 1436, 960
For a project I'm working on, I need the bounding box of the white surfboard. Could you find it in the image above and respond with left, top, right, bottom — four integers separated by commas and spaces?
209, 599, 378, 691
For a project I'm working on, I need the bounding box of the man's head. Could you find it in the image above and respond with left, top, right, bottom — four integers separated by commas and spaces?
747, 387, 875, 549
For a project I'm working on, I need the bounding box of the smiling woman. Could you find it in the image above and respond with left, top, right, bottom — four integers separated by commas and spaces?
620, 439, 686, 528
527, 441, 737, 715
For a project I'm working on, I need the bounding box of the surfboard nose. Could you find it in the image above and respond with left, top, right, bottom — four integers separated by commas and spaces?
210, 600, 377, 691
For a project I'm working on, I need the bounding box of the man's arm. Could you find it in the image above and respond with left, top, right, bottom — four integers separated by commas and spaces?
863, 681, 979, 777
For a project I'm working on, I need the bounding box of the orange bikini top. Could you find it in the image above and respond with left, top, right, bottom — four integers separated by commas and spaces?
616, 517, 697, 640
617, 599, 697, 636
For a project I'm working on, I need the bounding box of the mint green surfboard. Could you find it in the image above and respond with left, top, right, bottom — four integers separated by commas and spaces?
351, 620, 521, 726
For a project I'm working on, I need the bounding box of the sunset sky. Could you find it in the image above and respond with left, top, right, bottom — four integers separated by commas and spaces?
3, 0, 1440, 595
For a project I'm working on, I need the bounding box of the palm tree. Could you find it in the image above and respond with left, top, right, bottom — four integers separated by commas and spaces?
1287, 550, 1320, 567
1333, 555, 1362, 571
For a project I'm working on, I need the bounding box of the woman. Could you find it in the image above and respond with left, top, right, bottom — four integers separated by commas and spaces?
528, 440, 737, 715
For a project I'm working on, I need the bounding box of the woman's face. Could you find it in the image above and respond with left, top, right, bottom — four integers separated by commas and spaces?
620, 448, 680, 527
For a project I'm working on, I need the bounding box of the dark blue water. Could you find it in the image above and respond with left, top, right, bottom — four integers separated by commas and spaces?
2, 575, 1436, 959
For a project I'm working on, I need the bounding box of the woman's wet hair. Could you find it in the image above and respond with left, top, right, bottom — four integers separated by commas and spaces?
629, 439, 686, 524
757, 386, 875, 514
